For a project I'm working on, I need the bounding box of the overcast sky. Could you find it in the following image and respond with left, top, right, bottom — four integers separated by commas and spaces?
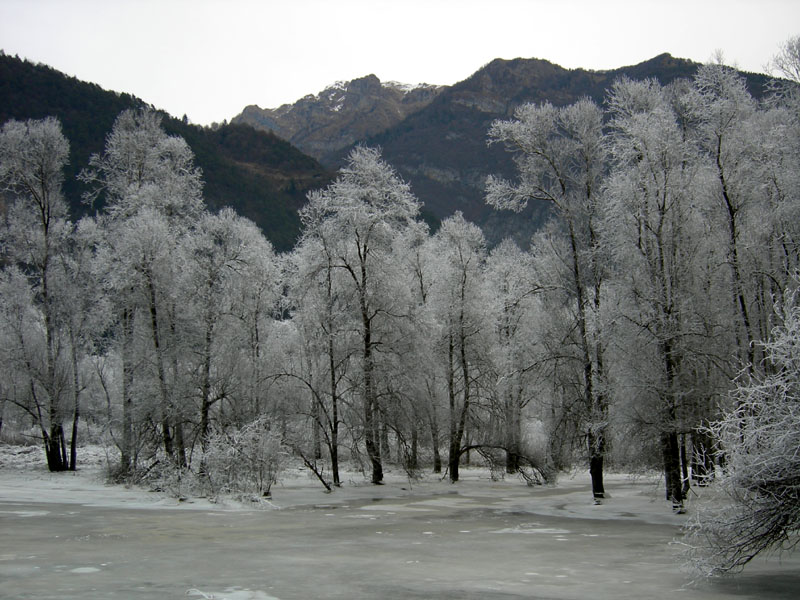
1, 0, 797, 125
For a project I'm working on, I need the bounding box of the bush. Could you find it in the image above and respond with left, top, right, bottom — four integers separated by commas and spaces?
200, 418, 286, 501
683, 298, 800, 576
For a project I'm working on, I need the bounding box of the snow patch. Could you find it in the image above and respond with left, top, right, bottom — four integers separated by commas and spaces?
359, 503, 433, 512
186, 588, 280, 600
0, 509, 50, 518
383, 81, 437, 93
493, 523, 571, 535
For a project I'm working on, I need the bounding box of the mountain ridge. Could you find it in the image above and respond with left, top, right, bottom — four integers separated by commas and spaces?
233, 74, 443, 165
352, 53, 776, 243
2, 52, 781, 250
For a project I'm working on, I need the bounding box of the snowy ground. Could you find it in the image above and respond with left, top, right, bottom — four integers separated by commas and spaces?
1, 445, 799, 599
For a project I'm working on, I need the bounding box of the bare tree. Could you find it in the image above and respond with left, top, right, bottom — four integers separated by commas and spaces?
766, 34, 800, 83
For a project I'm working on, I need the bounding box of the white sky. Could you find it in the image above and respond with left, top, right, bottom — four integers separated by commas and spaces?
1, 0, 797, 125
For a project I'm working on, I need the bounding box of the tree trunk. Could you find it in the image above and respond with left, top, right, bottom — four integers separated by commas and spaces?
430, 411, 442, 474
313, 397, 322, 460
380, 417, 390, 463
680, 432, 691, 498
588, 429, 606, 500
169, 313, 186, 468
174, 421, 187, 468
691, 427, 715, 485
45, 422, 67, 472
567, 219, 607, 502
69, 402, 79, 472
329, 336, 340, 487
448, 325, 471, 483
120, 307, 134, 475
359, 253, 383, 484
505, 389, 521, 474
68, 327, 81, 471
661, 431, 684, 512
146, 275, 174, 461
447, 332, 460, 482
200, 316, 214, 447
717, 155, 754, 369
409, 420, 419, 471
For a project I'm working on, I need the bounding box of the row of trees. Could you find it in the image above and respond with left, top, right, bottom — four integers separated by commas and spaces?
1, 58, 799, 569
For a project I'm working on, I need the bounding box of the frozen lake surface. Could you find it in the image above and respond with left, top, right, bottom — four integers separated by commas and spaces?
1, 456, 799, 599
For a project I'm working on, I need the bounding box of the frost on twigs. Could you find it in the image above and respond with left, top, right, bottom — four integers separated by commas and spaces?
200, 418, 286, 502
484, 175, 528, 213
682, 296, 800, 576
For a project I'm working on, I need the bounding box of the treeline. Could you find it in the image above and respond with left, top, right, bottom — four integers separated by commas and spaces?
0, 52, 331, 252
0, 62, 798, 522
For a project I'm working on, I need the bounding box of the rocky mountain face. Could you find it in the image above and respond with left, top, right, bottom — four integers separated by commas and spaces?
361, 54, 776, 244
235, 53, 778, 246
232, 75, 443, 165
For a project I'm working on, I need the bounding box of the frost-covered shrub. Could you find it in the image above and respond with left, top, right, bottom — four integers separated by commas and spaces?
200, 418, 286, 500
683, 299, 800, 576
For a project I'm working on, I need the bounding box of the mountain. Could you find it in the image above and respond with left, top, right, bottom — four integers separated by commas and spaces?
0, 52, 332, 251
361, 53, 777, 244
4, 52, 780, 251
232, 75, 443, 165
235, 53, 778, 245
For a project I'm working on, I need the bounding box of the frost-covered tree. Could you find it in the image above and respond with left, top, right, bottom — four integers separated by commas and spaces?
684, 293, 800, 575
403, 231, 447, 473
427, 213, 490, 482
0, 117, 77, 471
604, 77, 712, 511
180, 208, 279, 444
84, 108, 205, 474
283, 234, 356, 487
486, 99, 610, 499
687, 64, 759, 370
484, 239, 542, 474
298, 147, 423, 484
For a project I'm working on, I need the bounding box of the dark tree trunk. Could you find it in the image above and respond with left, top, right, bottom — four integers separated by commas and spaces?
691, 428, 715, 485
174, 421, 187, 468
380, 417, 390, 463
409, 423, 418, 471
69, 402, 79, 471
446, 332, 461, 483
199, 317, 214, 447
430, 414, 442, 474
329, 354, 340, 487
120, 307, 134, 476
147, 275, 175, 462
589, 430, 606, 500
448, 437, 460, 482
44, 423, 67, 472
661, 431, 684, 512
313, 397, 322, 460
505, 390, 521, 474
359, 259, 383, 484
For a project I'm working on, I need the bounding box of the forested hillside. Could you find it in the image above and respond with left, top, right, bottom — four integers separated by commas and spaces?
0, 52, 331, 250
